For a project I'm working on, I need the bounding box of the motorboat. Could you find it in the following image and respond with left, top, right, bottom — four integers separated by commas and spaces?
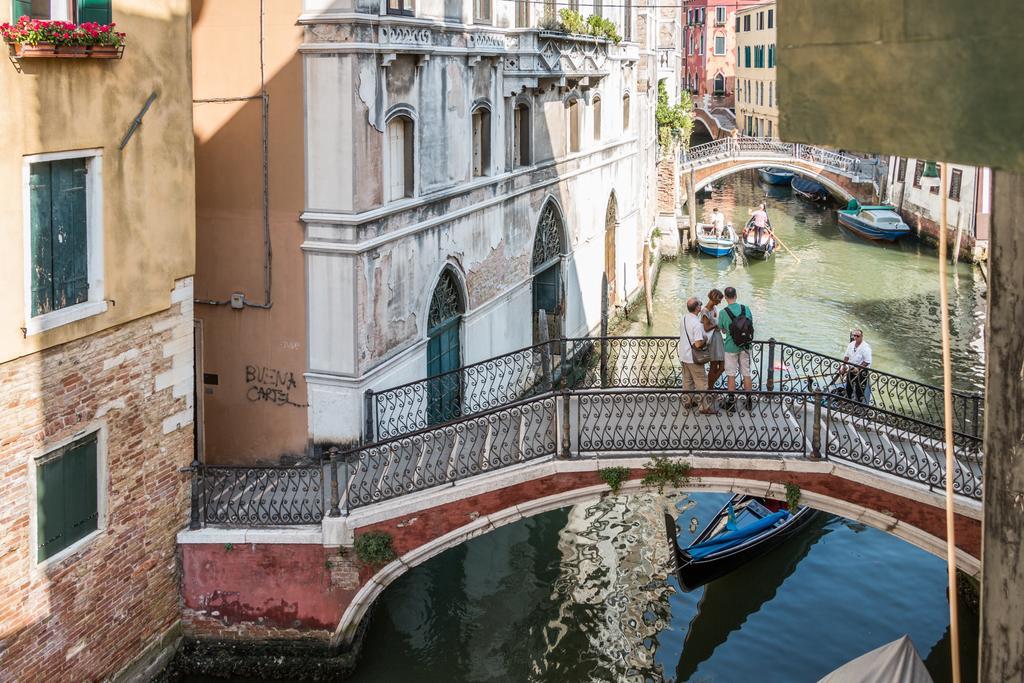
695, 222, 738, 258
836, 202, 912, 242
742, 216, 775, 260
665, 494, 818, 591
791, 176, 830, 202
758, 167, 796, 185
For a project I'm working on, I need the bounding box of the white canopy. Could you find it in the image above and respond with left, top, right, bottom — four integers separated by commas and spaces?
818, 636, 934, 683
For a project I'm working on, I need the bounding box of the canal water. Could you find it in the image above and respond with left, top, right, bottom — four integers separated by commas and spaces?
345, 171, 985, 682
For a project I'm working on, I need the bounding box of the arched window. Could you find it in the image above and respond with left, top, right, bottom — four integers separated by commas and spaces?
622, 93, 630, 131
472, 105, 491, 177
386, 114, 414, 202
568, 98, 581, 153
593, 96, 602, 141
713, 73, 725, 95
513, 102, 531, 167
427, 269, 465, 424
532, 202, 567, 342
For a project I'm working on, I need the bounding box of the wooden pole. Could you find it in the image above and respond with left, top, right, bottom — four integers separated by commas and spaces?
642, 241, 653, 326
937, 162, 961, 683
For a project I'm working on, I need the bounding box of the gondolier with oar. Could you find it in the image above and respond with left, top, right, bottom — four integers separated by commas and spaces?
748, 203, 769, 243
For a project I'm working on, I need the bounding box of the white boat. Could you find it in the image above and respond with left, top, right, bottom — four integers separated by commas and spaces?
696, 223, 738, 258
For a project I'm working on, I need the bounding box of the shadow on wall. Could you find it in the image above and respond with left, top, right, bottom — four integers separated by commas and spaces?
192, 0, 309, 465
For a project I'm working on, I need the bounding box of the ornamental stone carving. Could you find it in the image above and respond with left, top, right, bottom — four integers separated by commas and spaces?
468, 32, 506, 50
379, 26, 432, 47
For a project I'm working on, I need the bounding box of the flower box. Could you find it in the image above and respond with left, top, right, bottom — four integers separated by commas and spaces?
2, 17, 125, 61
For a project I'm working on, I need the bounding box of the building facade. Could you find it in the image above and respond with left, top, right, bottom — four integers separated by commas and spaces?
0, 0, 195, 680
735, 1, 777, 138
682, 0, 759, 104
884, 158, 991, 261
193, 0, 685, 463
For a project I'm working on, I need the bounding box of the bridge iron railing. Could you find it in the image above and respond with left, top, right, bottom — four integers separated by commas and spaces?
187, 337, 984, 527
678, 136, 862, 176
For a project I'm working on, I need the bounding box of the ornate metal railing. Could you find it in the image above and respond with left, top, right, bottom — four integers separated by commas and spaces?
189, 337, 984, 526
370, 337, 981, 442
575, 389, 810, 455
678, 136, 863, 176
823, 397, 984, 500
198, 466, 324, 526
340, 396, 557, 511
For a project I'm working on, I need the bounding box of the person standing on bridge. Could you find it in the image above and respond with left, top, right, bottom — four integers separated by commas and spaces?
841, 329, 872, 402
679, 297, 716, 414
700, 289, 726, 390
719, 287, 754, 411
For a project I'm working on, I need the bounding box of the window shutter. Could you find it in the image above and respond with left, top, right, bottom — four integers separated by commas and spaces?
64, 437, 98, 548
29, 163, 54, 317
51, 158, 89, 311
37, 456, 66, 561
11, 0, 33, 18
77, 0, 112, 24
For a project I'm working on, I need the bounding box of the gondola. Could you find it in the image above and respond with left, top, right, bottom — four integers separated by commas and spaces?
741, 216, 775, 260
758, 167, 796, 185
664, 493, 819, 591
791, 176, 830, 202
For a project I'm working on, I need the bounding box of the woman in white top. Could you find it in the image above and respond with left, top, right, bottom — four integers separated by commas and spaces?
700, 288, 726, 389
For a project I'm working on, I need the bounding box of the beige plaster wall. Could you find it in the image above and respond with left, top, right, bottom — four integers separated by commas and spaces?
0, 0, 196, 364
192, 0, 309, 464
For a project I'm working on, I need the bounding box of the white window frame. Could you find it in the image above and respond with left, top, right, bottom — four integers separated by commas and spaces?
16, 0, 73, 20
29, 424, 109, 570
22, 149, 107, 337
715, 6, 725, 24
714, 34, 725, 55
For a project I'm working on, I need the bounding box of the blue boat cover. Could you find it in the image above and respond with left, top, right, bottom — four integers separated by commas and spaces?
686, 510, 790, 559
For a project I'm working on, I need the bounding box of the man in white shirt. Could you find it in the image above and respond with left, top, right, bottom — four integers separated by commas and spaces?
678, 297, 714, 413
841, 329, 872, 402
711, 207, 725, 237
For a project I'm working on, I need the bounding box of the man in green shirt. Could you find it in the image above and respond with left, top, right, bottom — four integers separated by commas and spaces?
718, 286, 753, 409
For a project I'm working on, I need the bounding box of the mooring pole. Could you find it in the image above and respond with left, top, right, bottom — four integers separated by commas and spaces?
600, 273, 609, 388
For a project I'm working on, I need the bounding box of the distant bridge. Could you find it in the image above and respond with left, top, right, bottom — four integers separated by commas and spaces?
179, 337, 985, 645
678, 137, 881, 205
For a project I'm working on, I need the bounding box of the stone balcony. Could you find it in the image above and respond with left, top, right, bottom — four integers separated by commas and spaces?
504, 29, 633, 91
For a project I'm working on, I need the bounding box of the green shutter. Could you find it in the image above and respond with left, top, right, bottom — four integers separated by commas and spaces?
77, 0, 111, 24
51, 158, 89, 311
37, 456, 66, 561
29, 163, 54, 317
64, 437, 98, 547
11, 0, 32, 19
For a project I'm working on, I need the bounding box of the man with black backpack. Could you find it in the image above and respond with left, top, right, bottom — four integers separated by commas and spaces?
718, 287, 754, 410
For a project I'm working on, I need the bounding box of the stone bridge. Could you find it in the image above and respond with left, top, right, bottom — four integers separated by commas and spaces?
693, 105, 737, 140
177, 337, 984, 649
678, 137, 881, 207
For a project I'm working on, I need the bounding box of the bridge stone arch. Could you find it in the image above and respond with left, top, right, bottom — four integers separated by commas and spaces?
329, 459, 982, 645
695, 160, 857, 203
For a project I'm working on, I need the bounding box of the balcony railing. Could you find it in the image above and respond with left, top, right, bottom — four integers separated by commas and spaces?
504, 29, 612, 80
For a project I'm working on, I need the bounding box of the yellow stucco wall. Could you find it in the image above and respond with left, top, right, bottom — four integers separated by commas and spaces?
0, 0, 196, 363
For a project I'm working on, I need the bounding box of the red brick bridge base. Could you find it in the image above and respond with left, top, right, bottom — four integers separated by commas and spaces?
179, 461, 981, 648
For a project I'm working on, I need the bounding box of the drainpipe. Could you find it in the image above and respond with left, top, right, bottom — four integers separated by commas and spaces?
195, 0, 273, 310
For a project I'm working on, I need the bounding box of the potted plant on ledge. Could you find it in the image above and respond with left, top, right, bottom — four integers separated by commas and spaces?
1, 16, 126, 59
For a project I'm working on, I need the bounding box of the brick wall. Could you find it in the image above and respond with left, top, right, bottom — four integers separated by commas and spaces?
0, 278, 194, 681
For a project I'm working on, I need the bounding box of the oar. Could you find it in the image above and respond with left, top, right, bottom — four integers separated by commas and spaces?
764, 222, 801, 264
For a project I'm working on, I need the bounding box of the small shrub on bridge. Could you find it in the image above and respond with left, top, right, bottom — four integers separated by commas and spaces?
354, 531, 397, 568
785, 482, 802, 513
641, 456, 692, 493
599, 466, 631, 495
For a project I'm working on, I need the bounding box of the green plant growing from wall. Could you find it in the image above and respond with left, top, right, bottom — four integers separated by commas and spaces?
785, 482, 802, 513
656, 81, 694, 153
641, 456, 692, 493
599, 466, 631, 495
354, 531, 398, 568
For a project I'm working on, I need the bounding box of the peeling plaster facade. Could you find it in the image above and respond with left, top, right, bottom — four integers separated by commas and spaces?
300, 0, 685, 447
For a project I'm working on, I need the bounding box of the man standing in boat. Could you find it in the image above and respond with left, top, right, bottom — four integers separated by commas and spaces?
840, 329, 872, 402
749, 203, 770, 243
711, 207, 726, 237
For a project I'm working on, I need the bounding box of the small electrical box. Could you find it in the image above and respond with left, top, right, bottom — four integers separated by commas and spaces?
230, 292, 245, 309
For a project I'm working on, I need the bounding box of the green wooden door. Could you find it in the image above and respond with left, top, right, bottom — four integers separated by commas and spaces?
427, 318, 461, 424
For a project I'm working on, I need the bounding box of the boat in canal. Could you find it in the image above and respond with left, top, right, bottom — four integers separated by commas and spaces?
741, 216, 775, 260
758, 167, 796, 185
695, 222, 738, 258
664, 494, 819, 591
818, 635, 933, 682
836, 202, 912, 242
791, 176, 830, 202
